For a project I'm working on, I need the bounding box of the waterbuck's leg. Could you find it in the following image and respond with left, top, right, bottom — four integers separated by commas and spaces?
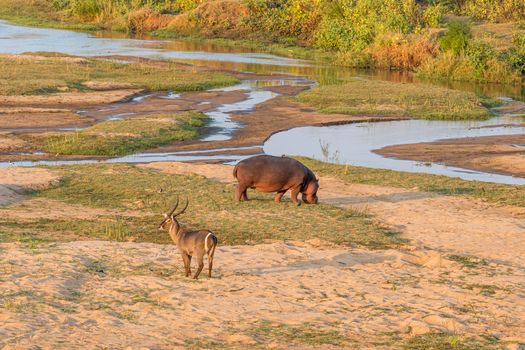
181, 253, 191, 277
242, 189, 249, 201
274, 190, 287, 202
208, 253, 214, 278
194, 256, 204, 279
208, 241, 217, 278
290, 185, 302, 205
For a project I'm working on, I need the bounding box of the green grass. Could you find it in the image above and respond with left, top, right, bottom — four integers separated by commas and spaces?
0, 0, 98, 31
296, 78, 492, 120
448, 254, 489, 268
0, 163, 404, 248
36, 112, 207, 156
299, 158, 525, 207
247, 321, 354, 348
402, 333, 501, 350
0, 54, 238, 96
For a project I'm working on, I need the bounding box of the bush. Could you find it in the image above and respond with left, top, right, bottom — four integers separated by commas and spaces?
439, 20, 471, 55
465, 39, 495, 75
461, 0, 525, 22
423, 3, 446, 27
369, 34, 439, 70
417, 51, 522, 84
504, 34, 525, 75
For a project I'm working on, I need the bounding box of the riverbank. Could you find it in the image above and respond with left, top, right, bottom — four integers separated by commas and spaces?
1, 0, 524, 85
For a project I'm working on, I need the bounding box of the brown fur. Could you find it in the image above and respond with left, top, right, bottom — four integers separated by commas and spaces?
158, 199, 218, 279
233, 155, 319, 204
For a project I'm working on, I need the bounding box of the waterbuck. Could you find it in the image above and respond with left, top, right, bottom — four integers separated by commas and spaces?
158, 197, 218, 279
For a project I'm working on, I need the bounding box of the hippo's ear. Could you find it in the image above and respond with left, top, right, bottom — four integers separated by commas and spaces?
316, 178, 319, 182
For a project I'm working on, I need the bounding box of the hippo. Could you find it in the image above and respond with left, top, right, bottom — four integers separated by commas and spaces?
233, 155, 319, 204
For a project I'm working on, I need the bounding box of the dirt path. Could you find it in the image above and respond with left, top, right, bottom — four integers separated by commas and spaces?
0, 167, 59, 206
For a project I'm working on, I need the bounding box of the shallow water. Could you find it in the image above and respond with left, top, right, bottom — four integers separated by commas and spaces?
0, 21, 308, 67
264, 116, 525, 184
1, 21, 523, 99
0, 21, 524, 184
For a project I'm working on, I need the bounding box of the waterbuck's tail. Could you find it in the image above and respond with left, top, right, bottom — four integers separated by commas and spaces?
208, 236, 217, 258
233, 164, 239, 179
204, 232, 218, 254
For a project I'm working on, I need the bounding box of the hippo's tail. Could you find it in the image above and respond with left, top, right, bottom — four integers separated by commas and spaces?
233, 164, 239, 179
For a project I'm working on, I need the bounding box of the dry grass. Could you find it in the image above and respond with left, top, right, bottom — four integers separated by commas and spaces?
369, 34, 439, 70
0, 163, 403, 248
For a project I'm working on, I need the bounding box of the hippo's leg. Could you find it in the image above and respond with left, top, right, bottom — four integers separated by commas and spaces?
235, 183, 248, 201
274, 190, 287, 202
290, 185, 302, 205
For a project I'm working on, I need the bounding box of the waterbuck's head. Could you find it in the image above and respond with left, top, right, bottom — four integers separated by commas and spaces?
158, 196, 189, 233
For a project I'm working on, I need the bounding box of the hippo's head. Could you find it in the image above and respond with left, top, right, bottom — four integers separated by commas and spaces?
302, 178, 319, 204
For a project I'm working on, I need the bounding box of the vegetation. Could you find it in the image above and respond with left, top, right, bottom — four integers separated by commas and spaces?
299, 158, 525, 207
401, 332, 501, 350
35, 112, 208, 156
295, 78, 492, 120
0, 54, 238, 96
0, 0, 523, 84
0, 163, 404, 248
417, 20, 523, 84
246, 321, 354, 347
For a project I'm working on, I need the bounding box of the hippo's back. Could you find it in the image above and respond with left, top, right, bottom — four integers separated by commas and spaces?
234, 155, 306, 190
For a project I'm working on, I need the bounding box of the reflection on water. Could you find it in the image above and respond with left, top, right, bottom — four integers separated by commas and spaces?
0, 21, 308, 67
1, 20, 524, 99
264, 116, 525, 185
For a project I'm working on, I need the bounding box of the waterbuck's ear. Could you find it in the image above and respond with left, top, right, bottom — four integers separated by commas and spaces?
164, 213, 168, 218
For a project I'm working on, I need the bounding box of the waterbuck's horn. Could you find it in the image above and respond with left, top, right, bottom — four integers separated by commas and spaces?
167, 196, 180, 217
173, 198, 189, 217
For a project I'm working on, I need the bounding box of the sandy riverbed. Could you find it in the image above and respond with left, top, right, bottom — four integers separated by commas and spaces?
1, 163, 524, 349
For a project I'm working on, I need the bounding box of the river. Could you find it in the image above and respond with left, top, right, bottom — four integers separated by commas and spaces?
0, 20, 523, 185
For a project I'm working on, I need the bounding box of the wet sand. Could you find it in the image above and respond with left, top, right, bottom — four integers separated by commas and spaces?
376, 134, 525, 178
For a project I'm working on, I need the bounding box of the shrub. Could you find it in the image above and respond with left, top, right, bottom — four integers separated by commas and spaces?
504, 34, 525, 75
369, 34, 439, 70
417, 51, 522, 84
439, 20, 471, 55
465, 39, 495, 75
461, 0, 525, 22
423, 3, 446, 27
